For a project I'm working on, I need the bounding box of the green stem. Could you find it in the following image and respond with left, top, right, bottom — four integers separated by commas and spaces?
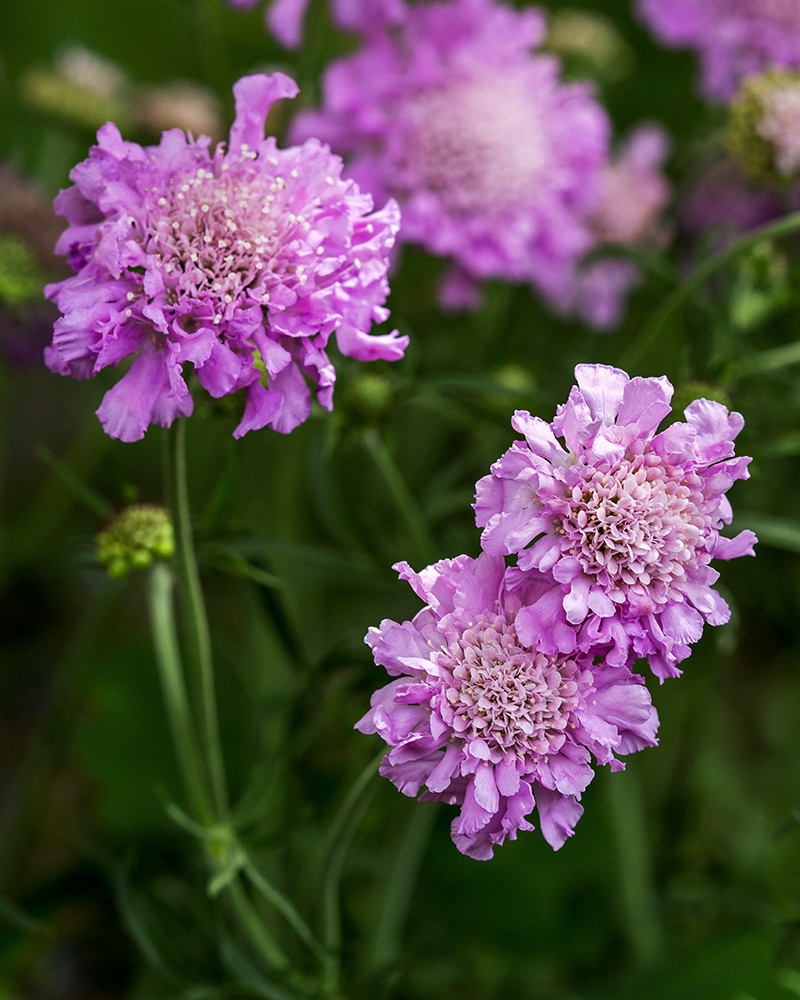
606, 766, 663, 967
622, 210, 800, 372
227, 877, 290, 972
146, 562, 213, 825
167, 420, 229, 819
244, 862, 327, 963
370, 802, 438, 972
362, 427, 435, 565
321, 751, 384, 997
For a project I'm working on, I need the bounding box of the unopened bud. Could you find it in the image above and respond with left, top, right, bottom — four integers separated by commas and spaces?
97, 504, 174, 579
346, 372, 393, 418
729, 69, 800, 188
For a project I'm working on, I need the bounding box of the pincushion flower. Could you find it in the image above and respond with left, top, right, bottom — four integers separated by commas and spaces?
45, 72, 405, 442
357, 553, 659, 860
638, 0, 800, 101
560, 124, 672, 329
291, 0, 610, 312
475, 365, 757, 680
227, 0, 404, 50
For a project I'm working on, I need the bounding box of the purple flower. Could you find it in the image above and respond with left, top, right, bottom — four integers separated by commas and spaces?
45, 72, 405, 442
475, 365, 757, 680
357, 553, 659, 859
226, 0, 404, 50
639, 0, 800, 101
558, 125, 673, 330
291, 0, 610, 312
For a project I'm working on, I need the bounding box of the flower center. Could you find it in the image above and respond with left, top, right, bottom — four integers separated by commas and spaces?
556, 453, 710, 592
143, 157, 299, 307
434, 613, 583, 758
402, 71, 549, 214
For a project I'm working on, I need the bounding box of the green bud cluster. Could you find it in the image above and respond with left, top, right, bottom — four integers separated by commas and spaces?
97, 504, 175, 580
728, 69, 800, 189
0, 234, 46, 306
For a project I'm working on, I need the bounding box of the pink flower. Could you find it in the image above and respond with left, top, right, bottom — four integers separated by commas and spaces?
291, 0, 610, 313
358, 553, 659, 859
227, 0, 404, 50
639, 0, 800, 101
45, 73, 405, 442
475, 364, 756, 680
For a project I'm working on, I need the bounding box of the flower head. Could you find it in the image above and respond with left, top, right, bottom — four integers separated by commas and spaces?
728, 70, 800, 187
475, 364, 757, 680
291, 0, 610, 311
639, 0, 800, 101
97, 503, 174, 579
558, 124, 672, 329
358, 553, 658, 859
45, 72, 405, 442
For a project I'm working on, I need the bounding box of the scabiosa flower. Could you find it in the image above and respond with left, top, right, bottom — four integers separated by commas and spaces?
291, 0, 610, 312
44, 73, 405, 442
638, 0, 800, 101
475, 364, 757, 680
358, 553, 659, 859
728, 70, 800, 188
559, 124, 672, 330
227, 0, 404, 50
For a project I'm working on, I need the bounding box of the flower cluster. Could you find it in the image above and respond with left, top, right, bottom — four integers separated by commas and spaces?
639, 0, 800, 101
291, 0, 672, 327
45, 72, 406, 442
475, 365, 756, 680
360, 365, 754, 859
358, 553, 659, 859
291, 0, 611, 315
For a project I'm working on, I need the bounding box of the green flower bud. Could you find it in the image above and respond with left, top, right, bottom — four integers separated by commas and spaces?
0, 234, 46, 306
345, 372, 393, 418
545, 10, 631, 83
97, 504, 175, 580
673, 381, 731, 416
728, 69, 800, 188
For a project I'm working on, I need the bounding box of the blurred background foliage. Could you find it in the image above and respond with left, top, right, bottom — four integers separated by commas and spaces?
2, 1, 800, 998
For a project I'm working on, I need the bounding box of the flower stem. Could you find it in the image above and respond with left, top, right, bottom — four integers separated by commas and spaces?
146, 562, 213, 826
623, 209, 800, 372
370, 801, 438, 973
605, 765, 663, 967
321, 751, 384, 997
166, 420, 229, 819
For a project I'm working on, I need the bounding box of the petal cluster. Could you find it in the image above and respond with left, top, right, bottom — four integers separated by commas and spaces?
358, 553, 658, 859
291, 0, 612, 314
475, 364, 757, 680
45, 72, 406, 442
639, 0, 800, 100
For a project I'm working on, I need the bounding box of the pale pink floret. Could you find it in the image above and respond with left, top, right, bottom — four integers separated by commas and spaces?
45, 72, 405, 442
558, 124, 672, 329
475, 364, 756, 680
357, 553, 658, 859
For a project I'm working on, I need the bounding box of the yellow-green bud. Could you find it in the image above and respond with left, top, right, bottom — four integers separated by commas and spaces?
545, 10, 631, 83
0, 234, 45, 306
345, 372, 393, 418
97, 504, 174, 580
672, 381, 731, 417
728, 69, 800, 188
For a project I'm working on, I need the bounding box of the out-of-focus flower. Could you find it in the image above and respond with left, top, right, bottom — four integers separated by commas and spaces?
0, 165, 67, 365
21, 44, 133, 133
357, 553, 658, 859
291, 0, 610, 313
559, 124, 672, 329
638, 0, 800, 101
475, 364, 756, 680
681, 158, 783, 242
137, 81, 224, 143
97, 503, 174, 579
227, 0, 404, 49
545, 9, 632, 83
729, 70, 800, 187
45, 72, 405, 443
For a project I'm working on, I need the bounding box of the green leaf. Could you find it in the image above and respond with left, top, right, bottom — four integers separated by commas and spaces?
735, 513, 800, 554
